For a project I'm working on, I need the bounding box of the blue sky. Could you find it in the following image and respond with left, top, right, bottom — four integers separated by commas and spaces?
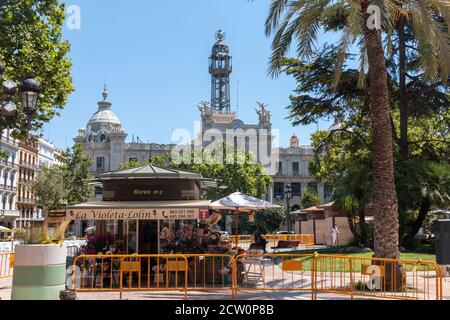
42, 0, 333, 149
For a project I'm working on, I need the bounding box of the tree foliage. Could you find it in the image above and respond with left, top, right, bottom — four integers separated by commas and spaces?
0, 0, 73, 139
61, 144, 93, 205
300, 188, 321, 209
121, 145, 273, 200
32, 144, 94, 211
120, 145, 277, 232
237, 208, 287, 235
32, 166, 66, 211
265, 0, 450, 261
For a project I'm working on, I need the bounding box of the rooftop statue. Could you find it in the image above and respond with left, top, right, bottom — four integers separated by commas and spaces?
256, 102, 271, 125
198, 101, 213, 120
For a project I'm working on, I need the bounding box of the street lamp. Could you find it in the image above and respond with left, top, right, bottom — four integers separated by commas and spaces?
0, 61, 41, 130
285, 182, 292, 232
21, 76, 41, 112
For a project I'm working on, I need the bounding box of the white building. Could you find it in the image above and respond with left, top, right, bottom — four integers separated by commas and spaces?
0, 130, 20, 229
270, 134, 333, 212
38, 138, 56, 168
74, 86, 174, 175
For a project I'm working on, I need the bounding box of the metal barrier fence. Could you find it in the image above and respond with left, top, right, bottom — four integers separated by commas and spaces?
232, 253, 316, 300
71, 254, 234, 298
313, 254, 443, 300
231, 234, 315, 247
0, 253, 14, 278
262, 234, 315, 247
231, 235, 254, 245
71, 254, 189, 298
70, 253, 443, 300
232, 253, 443, 300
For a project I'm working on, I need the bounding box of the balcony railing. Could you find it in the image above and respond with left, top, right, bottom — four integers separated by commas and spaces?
17, 198, 36, 205
0, 159, 18, 168
0, 136, 19, 147
0, 184, 18, 192
19, 161, 37, 170
0, 209, 20, 217
18, 179, 34, 185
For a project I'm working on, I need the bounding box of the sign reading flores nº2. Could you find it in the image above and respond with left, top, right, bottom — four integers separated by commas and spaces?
67, 208, 206, 220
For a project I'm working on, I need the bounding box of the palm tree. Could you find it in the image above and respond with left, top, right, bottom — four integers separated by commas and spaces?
402, 162, 450, 247
265, 0, 450, 262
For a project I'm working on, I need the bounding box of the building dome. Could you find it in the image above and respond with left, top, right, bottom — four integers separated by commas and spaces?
86, 85, 121, 133
87, 107, 121, 127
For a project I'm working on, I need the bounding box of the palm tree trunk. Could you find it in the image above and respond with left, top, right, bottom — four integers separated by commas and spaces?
362, 2, 400, 260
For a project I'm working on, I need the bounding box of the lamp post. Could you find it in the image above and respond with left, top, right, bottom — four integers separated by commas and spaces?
0, 61, 41, 131
285, 182, 292, 232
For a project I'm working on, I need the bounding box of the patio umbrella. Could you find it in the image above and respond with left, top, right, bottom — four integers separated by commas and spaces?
210, 192, 281, 245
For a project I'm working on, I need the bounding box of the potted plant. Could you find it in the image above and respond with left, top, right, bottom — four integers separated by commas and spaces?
11, 220, 71, 300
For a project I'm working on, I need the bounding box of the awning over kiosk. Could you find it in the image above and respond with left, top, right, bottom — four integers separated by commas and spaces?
66, 200, 211, 221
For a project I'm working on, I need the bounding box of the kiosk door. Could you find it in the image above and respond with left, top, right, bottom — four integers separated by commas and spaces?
139, 220, 159, 254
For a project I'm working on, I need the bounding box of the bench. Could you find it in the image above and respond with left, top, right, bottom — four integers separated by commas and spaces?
271, 240, 300, 252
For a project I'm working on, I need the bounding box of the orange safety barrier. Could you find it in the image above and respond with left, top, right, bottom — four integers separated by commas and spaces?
313, 254, 443, 300
72, 253, 234, 299
232, 253, 316, 300
232, 253, 442, 300
72, 254, 189, 299
262, 234, 315, 248
0, 253, 14, 278
230, 234, 315, 247
231, 235, 254, 245
71, 253, 442, 300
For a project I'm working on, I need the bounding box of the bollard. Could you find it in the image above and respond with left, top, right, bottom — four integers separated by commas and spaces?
60, 290, 77, 300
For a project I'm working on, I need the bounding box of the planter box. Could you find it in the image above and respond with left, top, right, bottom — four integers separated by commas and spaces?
11, 244, 67, 300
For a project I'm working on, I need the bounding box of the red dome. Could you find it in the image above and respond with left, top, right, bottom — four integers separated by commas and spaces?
290, 134, 299, 142
290, 133, 299, 147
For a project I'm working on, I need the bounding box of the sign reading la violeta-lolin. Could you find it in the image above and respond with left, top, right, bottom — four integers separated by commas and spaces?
67, 208, 208, 220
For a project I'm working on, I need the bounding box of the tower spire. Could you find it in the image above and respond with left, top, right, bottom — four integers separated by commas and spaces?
209, 29, 232, 113
102, 82, 108, 101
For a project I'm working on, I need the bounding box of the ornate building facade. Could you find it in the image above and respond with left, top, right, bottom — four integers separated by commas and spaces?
0, 130, 20, 229
74, 86, 175, 174
270, 134, 333, 212
17, 138, 41, 228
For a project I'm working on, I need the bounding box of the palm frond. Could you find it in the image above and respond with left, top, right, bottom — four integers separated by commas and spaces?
407, 0, 450, 80
265, 0, 290, 36
358, 39, 368, 88
268, 0, 331, 76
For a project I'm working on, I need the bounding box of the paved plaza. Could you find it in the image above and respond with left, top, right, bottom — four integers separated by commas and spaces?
2, 269, 450, 300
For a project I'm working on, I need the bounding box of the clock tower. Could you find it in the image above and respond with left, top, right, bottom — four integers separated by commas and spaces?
198, 30, 274, 168
209, 29, 232, 114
